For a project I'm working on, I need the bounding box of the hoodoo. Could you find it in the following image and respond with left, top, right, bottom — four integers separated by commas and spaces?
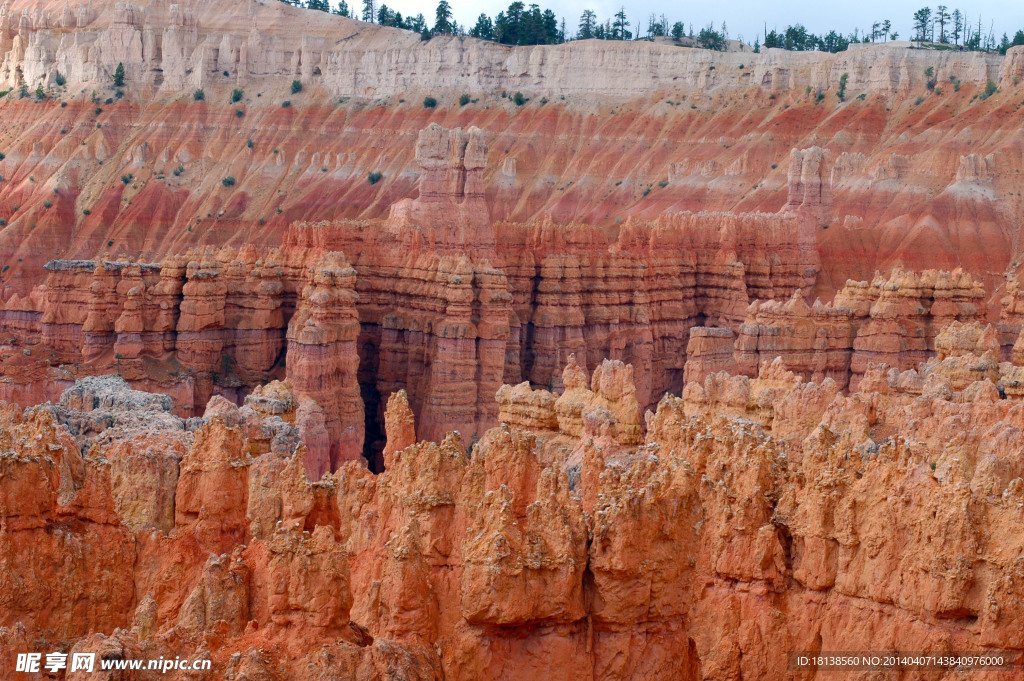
1, 0, 1024, 677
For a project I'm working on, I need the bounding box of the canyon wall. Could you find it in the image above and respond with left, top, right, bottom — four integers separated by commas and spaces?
1, 120, 1011, 468
0, 5, 1020, 316
1, 123, 830, 465
3, 321, 1024, 679
1, 2, 1024, 674
0, 0, 1009, 99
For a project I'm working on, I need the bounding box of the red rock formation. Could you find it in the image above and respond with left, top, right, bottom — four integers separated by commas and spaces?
4, 339, 1024, 679
286, 251, 363, 470
730, 269, 988, 390
4, 5, 1024, 678
683, 326, 737, 385
849, 268, 986, 389
785, 146, 833, 226
734, 291, 857, 387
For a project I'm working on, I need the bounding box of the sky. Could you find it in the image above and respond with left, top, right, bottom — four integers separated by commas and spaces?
374, 0, 1024, 44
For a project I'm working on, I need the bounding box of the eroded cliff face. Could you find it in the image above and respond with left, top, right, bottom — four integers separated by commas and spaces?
2, 6, 1024, 675
3, 327, 1024, 680
0, 1, 1020, 310
1, 122, 831, 465
1, 119, 1017, 469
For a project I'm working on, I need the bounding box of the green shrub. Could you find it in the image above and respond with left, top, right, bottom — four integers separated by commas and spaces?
35, 84, 45, 100
193, 89, 205, 101
459, 93, 470, 106
837, 73, 849, 101
104, 97, 113, 104
121, 174, 133, 184
281, 100, 291, 108
43, 201, 52, 209
222, 176, 236, 187
291, 80, 302, 94
113, 62, 125, 87
368, 171, 383, 185
173, 166, 184, 177
55, 72, 66, 87
246, 139, 254, 149
423, 96, 437, 108
513, 91, 528, 106
235, 109, 244, 118
83, 209, 91, 215
980, 80, 998, 100
231, 88, 244, 103
915, 96, 924, 105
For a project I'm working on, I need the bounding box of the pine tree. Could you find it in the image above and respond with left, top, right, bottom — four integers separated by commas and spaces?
408, 13, 427, 33
912, 7, 931, 42
433, 0, 453, 34
306, 0, 330, 12
951, 9, 963, 44
361, 0, 375, 23
113, 62, 125, 87
470, 13, 494, 39
612, 7, 629, 40
577, 9, 596, 39
936, 5, 950, 42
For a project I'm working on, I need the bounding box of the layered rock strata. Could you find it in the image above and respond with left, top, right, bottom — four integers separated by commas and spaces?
0, 123, 1003, 466
0, 247, 365, 469
734, 268, 987, 389
0, 0, 1009, 99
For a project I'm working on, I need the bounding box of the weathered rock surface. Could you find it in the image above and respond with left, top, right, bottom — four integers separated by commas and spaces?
1, 7, 1024, 677
4, 337, 1024, 679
